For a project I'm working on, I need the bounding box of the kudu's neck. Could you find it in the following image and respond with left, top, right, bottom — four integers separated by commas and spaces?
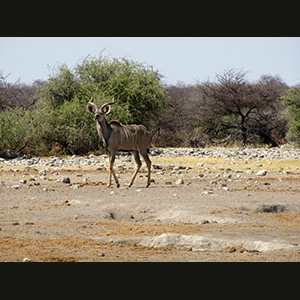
97, 117, 112, 148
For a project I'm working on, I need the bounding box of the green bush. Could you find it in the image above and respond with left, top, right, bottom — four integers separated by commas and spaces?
75, 55, 167, 126
0, 55, 167, 156
282, 88, 300, 146
0, 107, 33, 153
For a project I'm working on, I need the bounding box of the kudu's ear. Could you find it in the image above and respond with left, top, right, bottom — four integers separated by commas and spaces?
101, 105, 111, 115
87, 103, 97, 114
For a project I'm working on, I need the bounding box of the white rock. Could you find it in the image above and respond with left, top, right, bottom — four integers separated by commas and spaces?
69, 199, 81, 205
23, 257, 31, 262
176, 179, 184, 185
11, 185, 21, 189
256, 170, 267, 176
156, 172, 164, 175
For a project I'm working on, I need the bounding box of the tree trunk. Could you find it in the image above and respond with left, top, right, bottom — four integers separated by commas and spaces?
240, 114, 247, 145
258, 130, 279, 147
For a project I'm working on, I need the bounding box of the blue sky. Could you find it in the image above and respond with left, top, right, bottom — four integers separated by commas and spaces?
0, 37, 299, 86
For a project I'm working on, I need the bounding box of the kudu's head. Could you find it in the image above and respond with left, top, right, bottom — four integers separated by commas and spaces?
87, 91, 121, 122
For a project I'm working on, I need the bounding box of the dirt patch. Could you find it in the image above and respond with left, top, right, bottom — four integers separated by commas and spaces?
1, 152, 300, 261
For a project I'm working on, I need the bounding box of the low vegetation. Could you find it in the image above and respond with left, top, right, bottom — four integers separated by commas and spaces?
0, 55, 299, 156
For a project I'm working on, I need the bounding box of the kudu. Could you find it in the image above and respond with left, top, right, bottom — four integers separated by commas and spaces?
87, 91, 152, 188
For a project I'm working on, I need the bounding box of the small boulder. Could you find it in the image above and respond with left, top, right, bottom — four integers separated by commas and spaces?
256, 169, 267, 176
176, 178, 184, 185
256, 204, 286, 213
61, 176, 71, 184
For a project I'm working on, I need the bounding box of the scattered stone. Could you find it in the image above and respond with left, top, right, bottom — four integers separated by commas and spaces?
69, 199, 81, 205
19, 179, 27, 184
1, 146, 300, 169
10, 185, 21, 189
153, 164, 163, 170
23, 257, 31, 262
256, 204, 286, 213
39, 169, 47, 176
151, 149, 163, 156
225, 246, 236, 253
202, 191, 214, 195
256, 169, 267, 176
176, 179, 184, 185
201, 220, 210, 224
61, 176, 71, 184
196, 162, 204, 167
72, 184, 83, 189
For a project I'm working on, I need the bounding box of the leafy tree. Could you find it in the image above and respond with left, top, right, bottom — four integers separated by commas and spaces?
282, 88, 300, 146
75, 55, 167, 127
1, 55, 167, 155
38, 64, 82, 107
0, 107, 34, 153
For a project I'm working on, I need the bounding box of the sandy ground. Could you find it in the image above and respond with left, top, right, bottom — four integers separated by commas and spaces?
1, 152, 300, 262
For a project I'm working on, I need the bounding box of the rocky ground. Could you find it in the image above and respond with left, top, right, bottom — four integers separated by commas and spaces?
1, 146, 300, 262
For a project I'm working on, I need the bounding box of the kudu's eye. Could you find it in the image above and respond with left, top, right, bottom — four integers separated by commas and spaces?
94, 114, 100, 121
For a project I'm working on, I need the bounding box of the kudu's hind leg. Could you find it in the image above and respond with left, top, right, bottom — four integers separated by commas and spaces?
129, 150, 141, 187
141, 151, 152, 187
108, 151, 120, 188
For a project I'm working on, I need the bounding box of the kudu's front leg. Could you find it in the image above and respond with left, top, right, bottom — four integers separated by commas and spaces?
108, 151, 120, 188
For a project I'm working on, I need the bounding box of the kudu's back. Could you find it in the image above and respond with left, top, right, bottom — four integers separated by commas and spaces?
109, 122, 151, 153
